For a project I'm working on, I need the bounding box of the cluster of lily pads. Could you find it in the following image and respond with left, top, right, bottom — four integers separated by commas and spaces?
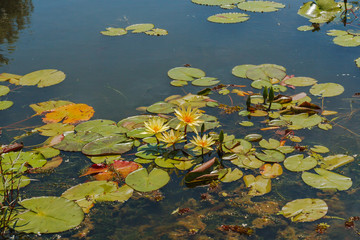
100, 23, 168, 36
0, 69, 66, 111
0, 61, 357, 235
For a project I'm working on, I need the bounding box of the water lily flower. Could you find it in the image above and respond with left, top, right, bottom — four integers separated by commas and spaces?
174, 106, 203, 134
190, 134, 215, 152
158, 129, 185, 148
143, 117, 169, 135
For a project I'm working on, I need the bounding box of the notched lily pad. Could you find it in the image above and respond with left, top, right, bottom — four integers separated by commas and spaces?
100, 27, 127, 36
125, 23, 154, 33
82, 135, 133, 156
320, 154, 354, 170
168, 67, 205, 81
238, 1, 285, 12
0, 100, 13, 110
279, 198, 328, 222
284, 154, 317, 172
192, 77, 220, 86
310, 83, 344, 97
145, 28, 168, 36
19, 69, 66, 88
302, 168, 352, 191
207, 12, 249, 24
125, 168, 170, 192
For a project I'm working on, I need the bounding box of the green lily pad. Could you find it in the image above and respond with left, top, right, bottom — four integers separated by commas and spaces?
242, 154, 264, 169
239, 121, 254, 127
12, 196, 84, 233
192, 77, 220, 86
0, 100, 13, 110
19, 69, 66, 88
309, 83, 344, 97
284, 154, 317, 172
279, 198, 328, 222
147, 101, 176, 114
89, 155, 122, 164
244, 134, 262, 142
0, 85, 10, 96
126, 127, 153, 138
355, 57, 360, 68
310, 145, 329, 153
35, 123, 75, 136
82, 135, 133, 156
255, 149, 285, 162
232, 64, 257, 78
1, 152, 47, 173
154, 157, 177, 168
174, 160, 195, 170
170, 80, 188, 87
125, 168, 170, 192
332, 34, 360, 47
192, 0, 241, 6
117, 115, 153, 131
277, 146, 295, 154
32, 146, 60, 159
320, 154, 354, 170
54, 132, 103, 152
283, 77, 317, 86
75, 119, 127, 136
0, 175, 30, 191
220, 168, 243, 182
243, 175, 271, 196
167, 67, 205, 81
302, 168, 352, 191
100, 27, 127, 36
297, 25, 315, 31
280, 113, 322, 129
259, 138, 280, 149
207, 12, 249, 24
251, 80, 272, 89
327, 29, 347, 36
125, 23, 154, 33
238, 1, 285, 12
145, 28, 168, 36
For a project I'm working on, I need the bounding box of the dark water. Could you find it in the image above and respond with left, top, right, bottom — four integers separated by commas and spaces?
1, 0, 360, 239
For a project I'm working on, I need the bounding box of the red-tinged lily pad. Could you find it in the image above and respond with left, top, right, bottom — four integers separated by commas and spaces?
81, 135, 133, 156
125, 168, 170, 192
80, 160, 141, 180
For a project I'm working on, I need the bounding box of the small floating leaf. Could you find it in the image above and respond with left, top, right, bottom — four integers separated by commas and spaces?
256, 149, 285, 162
170, 80, 188, 87
244, 134, 262, 142
283, 77, 317, 86
147, 101, 176, 114
82, 136, 133, 156
168, 67, 205, 81
220, 168, 243, 182
145, 28, 168, 36
100, 27, 127, 36
243, 175, 271, 196
297, 25, 315, 31
239, 121, 254, 127
12, 197, 84, 233
279, 198, 328, 222
125, 23, 154, 33
260, 163, 283, 178
0, 85, 10, 96
302, 168, 352, 191
192, 0, 242, 6
356, 57, 360, 68
320, 154, 354, 170
309, 83, 344, 97
192, 77, 220, 86
125, 168, 170, 192
35, 123, 75, 136
251, 80, 272, 89
259, 138, 280, 149
232, 64, 256, 78
19, 69, 66, 88
284, 154, 317, 172
207, 12, 249, 24
0, 100, 13, 110
238, 1, 285, 12
310, 145, 329, 153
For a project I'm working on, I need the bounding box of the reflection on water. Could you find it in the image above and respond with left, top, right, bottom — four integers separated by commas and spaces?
0, 0, 33, 65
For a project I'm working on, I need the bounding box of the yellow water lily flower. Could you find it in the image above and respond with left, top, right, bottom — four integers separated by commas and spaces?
174, 106, 203, 134
143, 117, 169, 135
158, 129, 185, 147
190, 134, 215, 152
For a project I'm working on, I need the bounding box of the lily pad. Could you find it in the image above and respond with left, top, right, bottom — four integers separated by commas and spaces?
302, 168, 352, 191
243, 175, 271, 196
117, 115, 153, 131
310, 145, 329, 153
125, 168, 170, 192
280, 113, 322, 129
284, 154, 317, 172
238, 1, 285, 12
168, 67, 205, 81
320, 154, 354, 170
242, 154, 264, 169
1, 152, 47, 173
309, 83, 344, 97
100, 27, 127, 36
279, 198, 328, 222
297, 25, 315, 31
220, 168, 243, 182
82, 135, 133, 156
147, 101, 176, 114
75, 119, 127, 136
283, 77, 317, 86
239, 121, 254, 127
259, 138, 280, 149
251, 79, 272, 89
35, 123, 75, 136
232, 64, 257, 78
244, 134, 262, 142
12, 196, 84, 233
256, 149, 285, 163
260, 163, 283, 178
192, 77, 220, 86
53, 132, 103, 152
0, 100, 13, 110
125, 23, 154, 33
145, 28, 168, 36
207, 12, 249, 24
0, 85, 10, 96
170, 80, 188, 87
356, 57, 360, 68
19, 69, 66, 88
332, 34, 360, 47
29, 100, 73, 114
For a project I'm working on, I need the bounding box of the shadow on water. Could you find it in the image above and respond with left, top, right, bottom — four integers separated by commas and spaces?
0, 0, 33, 66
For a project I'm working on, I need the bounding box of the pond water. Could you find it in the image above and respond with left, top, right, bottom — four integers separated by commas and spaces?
1, 0, 360, 239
